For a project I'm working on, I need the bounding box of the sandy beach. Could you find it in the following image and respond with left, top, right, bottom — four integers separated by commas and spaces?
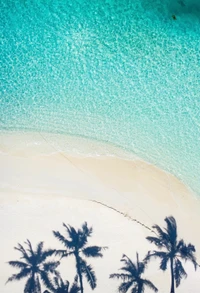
1, 132, 200, 293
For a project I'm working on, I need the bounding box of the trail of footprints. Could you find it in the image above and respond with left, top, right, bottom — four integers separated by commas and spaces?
90, 200, 200, 267
90, 200, 155, 235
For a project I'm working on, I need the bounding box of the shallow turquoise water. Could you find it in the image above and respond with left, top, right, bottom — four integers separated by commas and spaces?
0, 0, 200, 195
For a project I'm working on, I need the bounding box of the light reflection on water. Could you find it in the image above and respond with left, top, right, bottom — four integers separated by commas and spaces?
0, 0, 200, 194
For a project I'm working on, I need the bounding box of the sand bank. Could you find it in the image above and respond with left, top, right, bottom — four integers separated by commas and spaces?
0, 132, 200, 293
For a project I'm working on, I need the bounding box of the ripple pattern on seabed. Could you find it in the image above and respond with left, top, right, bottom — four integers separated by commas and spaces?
0, 0, 200, 195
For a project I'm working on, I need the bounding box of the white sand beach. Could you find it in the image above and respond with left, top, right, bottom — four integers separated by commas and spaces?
0, 132, 200, 293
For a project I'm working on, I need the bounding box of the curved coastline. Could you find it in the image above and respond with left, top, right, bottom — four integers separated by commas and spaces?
1, 0, 200, 200
0, 129, 199, 198
1, 130, 200, 292
1, 1, 200, 291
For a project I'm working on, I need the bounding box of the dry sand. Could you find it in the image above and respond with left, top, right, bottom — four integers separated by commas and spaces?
0, 132, 200, 293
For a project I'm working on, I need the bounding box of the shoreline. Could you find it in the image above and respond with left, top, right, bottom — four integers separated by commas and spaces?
0, 129, 139, 159
0, 130, 199, 199
1, 131, 200, 292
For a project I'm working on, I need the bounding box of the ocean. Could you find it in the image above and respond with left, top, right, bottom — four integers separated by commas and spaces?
0, 0, 200, 195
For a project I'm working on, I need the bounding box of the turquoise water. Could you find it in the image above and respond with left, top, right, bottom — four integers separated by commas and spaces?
0, 0, 200, 195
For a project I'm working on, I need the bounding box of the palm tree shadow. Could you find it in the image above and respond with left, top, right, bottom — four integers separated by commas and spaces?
110, 252, 158, 293
43, 274, 80, 293
6, 240, 59, 293
145, 216, 197, 293
53, 221, 108, 293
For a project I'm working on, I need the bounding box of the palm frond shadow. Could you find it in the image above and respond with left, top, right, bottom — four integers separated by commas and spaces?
110, 252, 158, 293
53, 221, 107, 293
145, 216, 197, 293
6, 217, 199, 293
6, 240, 59, 293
